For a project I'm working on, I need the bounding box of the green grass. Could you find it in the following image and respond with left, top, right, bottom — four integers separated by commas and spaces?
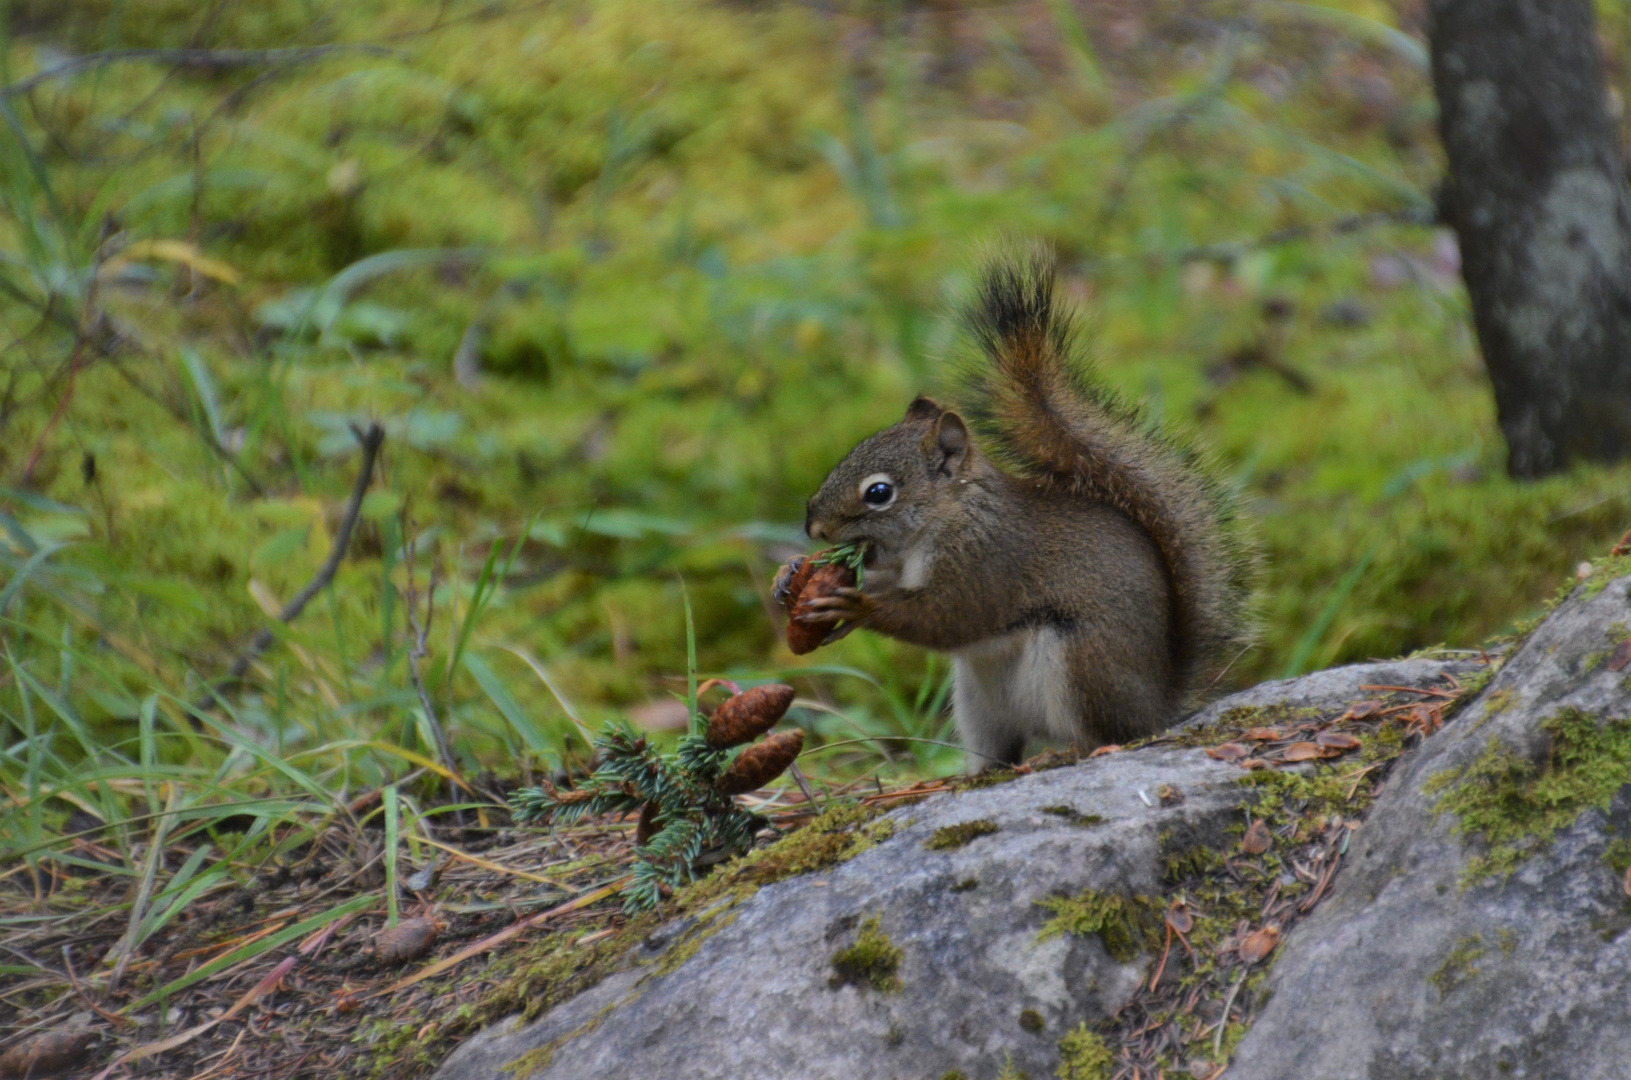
8, 0, 1631, 911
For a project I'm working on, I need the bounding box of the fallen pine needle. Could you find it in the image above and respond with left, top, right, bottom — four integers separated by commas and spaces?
1358, 684, 1459, 699
417, 835, 576, 889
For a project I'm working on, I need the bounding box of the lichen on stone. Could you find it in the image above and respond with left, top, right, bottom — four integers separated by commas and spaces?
828, 914, 903, 992
926, 818, 1000, 850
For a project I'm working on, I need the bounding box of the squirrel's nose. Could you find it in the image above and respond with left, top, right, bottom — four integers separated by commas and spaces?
805, 511, 823, 541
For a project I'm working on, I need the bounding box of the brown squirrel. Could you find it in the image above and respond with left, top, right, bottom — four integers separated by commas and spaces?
795, 247, 1254, 767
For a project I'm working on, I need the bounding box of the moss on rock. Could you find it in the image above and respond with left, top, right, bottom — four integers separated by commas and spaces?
1428, 935, 1486, 996
1055, 1023, 1114, 1080
829, 915, 903, 992
1034, 891, 1162, 964
1426, 708, 1631, 883
926, 819, 1000, 850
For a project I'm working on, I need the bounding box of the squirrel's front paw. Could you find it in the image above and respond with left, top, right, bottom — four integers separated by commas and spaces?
795, 586, 876, 624
771, 556, 807, 608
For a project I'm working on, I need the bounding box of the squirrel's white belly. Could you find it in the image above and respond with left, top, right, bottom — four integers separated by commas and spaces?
952, 627, 1074, 766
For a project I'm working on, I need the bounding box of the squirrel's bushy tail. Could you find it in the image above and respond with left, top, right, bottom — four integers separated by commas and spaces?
956, 245, 1255, 693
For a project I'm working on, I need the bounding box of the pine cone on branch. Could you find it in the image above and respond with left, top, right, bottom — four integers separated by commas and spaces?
716, 730, 805, 795
706, 684, 796, 748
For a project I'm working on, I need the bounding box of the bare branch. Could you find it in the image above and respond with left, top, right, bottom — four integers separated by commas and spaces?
206, 422, 384, 700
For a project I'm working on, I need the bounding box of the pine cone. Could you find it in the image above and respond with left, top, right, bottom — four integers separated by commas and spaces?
0, 1029, 95, 1077
786, 562, 856, 655
716, 730, 806, 795
705, 684, 797, 748
376, 916, 442, 964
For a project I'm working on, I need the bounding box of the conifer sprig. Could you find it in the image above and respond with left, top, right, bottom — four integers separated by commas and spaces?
509, 684, 801, 912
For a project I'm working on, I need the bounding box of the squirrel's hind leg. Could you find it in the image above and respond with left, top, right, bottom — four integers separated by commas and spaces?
951, 631, 1054, 771
1058, 627, 1178, 747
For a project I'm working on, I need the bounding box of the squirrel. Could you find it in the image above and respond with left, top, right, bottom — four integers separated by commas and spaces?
796, 246, 1254, 768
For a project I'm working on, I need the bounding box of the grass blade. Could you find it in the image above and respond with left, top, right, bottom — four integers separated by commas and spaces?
123, 893, 376, 1013
462, 651, 550, 753
383, 783, 400, 927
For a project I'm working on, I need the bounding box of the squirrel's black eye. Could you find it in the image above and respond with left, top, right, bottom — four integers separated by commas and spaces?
863, 481, 894, 506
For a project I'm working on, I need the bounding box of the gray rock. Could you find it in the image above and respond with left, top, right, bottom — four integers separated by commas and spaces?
1180, 655, 1484, 730
436, 576, 1631, 1080
441, 744, 1248, 1080
434, 657, 1473, 1080
1229, 576, 1631, 1080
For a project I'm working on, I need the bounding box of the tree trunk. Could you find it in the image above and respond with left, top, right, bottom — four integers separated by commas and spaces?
1428, 0, 1631, 478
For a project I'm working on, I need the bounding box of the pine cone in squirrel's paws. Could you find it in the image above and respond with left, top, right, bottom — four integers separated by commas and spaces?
715, 730, 805, 794
706, 684, 797, 748
785, 562, 857, 655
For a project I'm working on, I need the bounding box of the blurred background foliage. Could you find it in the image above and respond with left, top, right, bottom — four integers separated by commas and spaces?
7, 0, 1631, 824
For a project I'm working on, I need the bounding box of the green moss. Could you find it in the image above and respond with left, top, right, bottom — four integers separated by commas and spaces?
1019, 1008, 1045, 1034
1161, 844, 1220, 884
1034, 890, 1162, 964
503, 1043, 555, 1076
1606, 837, 1631, 875
829, 915, 903, 993
1481, 688, 1515, 718
1429, 935, 1486, 996
1041, 805, 1106, 827
996, 1054, 1030, 1080
950, 878, 979, 892
959, 769, 1020, 790
703, 801, 893, 891
926, 818, 1000, 850
1055, 1024, 1114, 1080
1426, 708, 1631, 882
1580, 557, 1631, 599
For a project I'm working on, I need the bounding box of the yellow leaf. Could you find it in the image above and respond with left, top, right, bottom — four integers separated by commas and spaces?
101, 239, 241, 286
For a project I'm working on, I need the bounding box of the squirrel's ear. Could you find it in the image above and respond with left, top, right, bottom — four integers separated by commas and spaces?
925, 411, 971, 478
904, 396, 944, 421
